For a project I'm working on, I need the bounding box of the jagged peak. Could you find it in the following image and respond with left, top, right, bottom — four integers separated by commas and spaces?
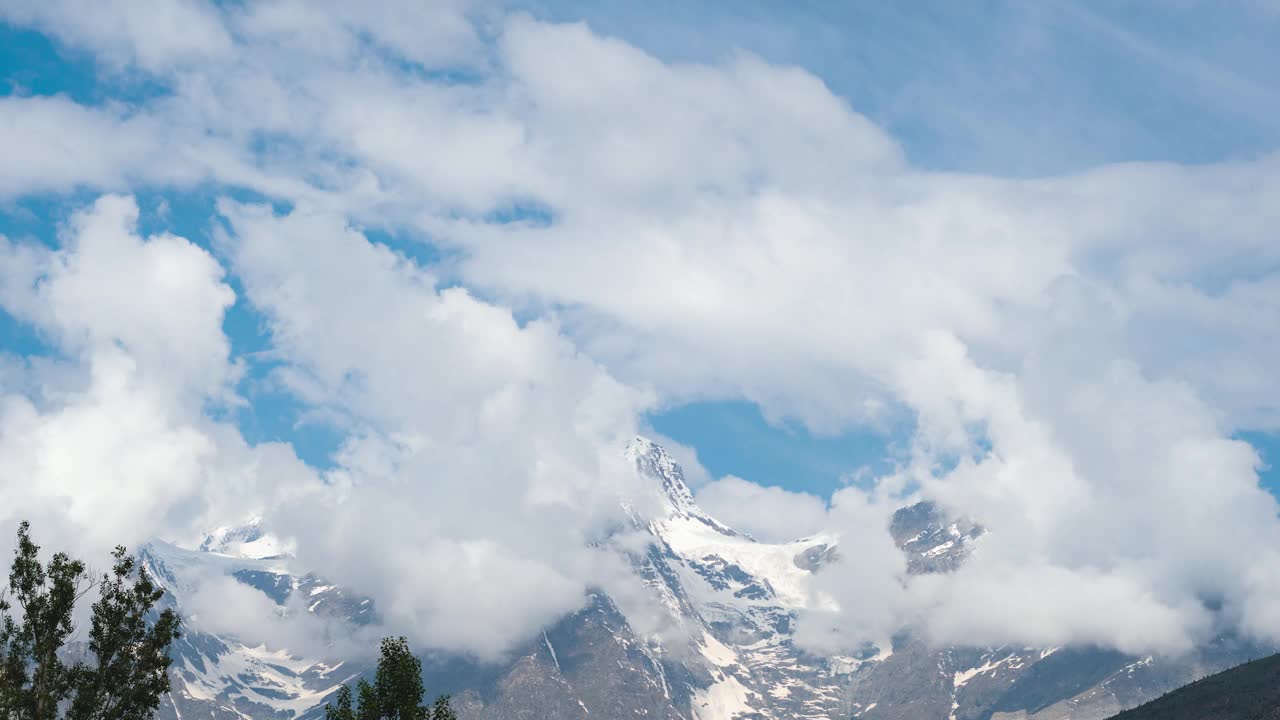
626, 436, 740, 538
197, 516, 291, 559
889, 500, 984, 575
626, 437, 694, 505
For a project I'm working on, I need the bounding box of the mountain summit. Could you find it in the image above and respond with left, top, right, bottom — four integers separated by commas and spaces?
626, 435, 743, 536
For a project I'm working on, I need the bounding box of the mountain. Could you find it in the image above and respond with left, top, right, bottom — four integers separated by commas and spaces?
143, 437, 1274, 720
1106, 653, 1280, 720
141, 540, 370, 719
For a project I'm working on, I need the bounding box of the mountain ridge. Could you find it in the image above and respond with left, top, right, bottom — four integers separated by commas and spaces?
142, 437, 1275, 720
1105, 652, 1280, 720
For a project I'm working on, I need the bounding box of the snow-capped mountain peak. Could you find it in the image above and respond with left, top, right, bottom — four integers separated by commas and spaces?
197, 517, 292, 559
626, 436, 739, 537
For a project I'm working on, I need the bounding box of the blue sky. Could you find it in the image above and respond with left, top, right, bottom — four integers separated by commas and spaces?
5, 1, 1280, 502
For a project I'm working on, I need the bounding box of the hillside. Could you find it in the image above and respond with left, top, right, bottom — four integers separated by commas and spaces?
1108, 653, 1280, 720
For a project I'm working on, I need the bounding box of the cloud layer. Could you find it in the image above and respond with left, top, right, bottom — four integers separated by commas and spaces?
2, 0, 1280, 660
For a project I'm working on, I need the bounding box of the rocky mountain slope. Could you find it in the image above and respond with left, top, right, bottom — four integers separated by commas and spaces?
1107, 652, 1280, 720
145, 438, 1272, 720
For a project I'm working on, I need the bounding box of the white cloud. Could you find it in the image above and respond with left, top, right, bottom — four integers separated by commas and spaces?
441, 18, 1280, 655
0, 196, 309, 559
216, 201, 654, 658
2, 3, 1280, 660
183, 571, 378, 660
798, 328, 1280, 655
0, 0, 232, 71
793, 484, 908, 656
0, 97, 188, 197
695, 476, 827, 543
644, 431, 711, 487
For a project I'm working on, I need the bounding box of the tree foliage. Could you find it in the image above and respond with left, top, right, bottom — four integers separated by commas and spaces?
429, 694, 457, 720
0, 522, 181, 720
324, 684, 355, 720
324, 636, 456, 720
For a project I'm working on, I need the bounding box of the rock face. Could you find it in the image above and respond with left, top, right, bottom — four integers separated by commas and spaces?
148, 438, 1272, 720
888, 500, 982, 575
435, 592, 687, 720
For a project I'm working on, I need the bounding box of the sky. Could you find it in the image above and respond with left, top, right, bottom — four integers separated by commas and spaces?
3, 0, 1280, 661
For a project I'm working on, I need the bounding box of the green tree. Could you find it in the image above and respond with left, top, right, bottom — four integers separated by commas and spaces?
356, 678, 379, 720
372, 637, 426, 720
0, 522, 181, 720
0, 522, 86, 720
430, 695, 457, 720
324, 684, 355, 720
323, 636, 456, 720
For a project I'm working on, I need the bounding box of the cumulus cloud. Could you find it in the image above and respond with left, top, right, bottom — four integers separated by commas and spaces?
801, 329, 1280, 656
0, 196, 309, 558
182, 570, 381, 660
695, 476, 828, 543
2, 1, 1280, 661
216, 201, 653, 658
0, 97, 190, 197
0, 0, 232, 71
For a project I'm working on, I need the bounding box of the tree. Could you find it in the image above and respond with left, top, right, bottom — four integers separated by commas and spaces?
323, 636, 456, 720
0, 522, 181, 720
430, 695, 457, 720
356, 678, 380, 720
324, 685, 355, 720
0, 522, 86, 720
371, 637, 426, 720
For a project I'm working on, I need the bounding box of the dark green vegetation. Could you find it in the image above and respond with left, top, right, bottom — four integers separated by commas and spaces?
0, 522, 182, 720
1109, 652, 1280, 720
325, 636, 457, 720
